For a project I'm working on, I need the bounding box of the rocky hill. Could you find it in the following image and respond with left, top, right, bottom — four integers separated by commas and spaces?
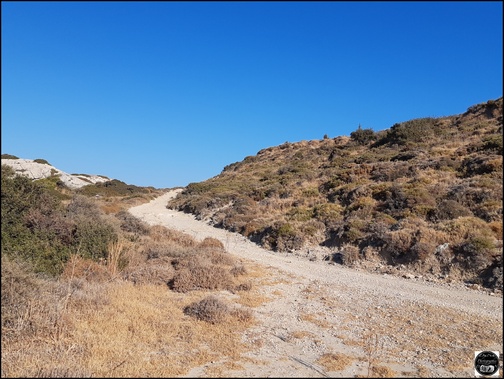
0, 156, 110, 189
168, 97, 503, 289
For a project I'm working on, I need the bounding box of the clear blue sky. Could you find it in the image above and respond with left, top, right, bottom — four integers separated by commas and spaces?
2, 1, 502, 189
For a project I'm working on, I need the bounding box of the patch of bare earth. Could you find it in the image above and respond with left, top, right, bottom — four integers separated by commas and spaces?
129, 191, 503, 378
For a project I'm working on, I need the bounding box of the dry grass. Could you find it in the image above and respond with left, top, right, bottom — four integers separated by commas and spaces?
362, 332, 385, 378
1, 221, 263, 378
289, 330, 315, 340
316, 352, 354, 372
1, 277, 257, 377
369, 365, 397, 378
299, 312, 332, 329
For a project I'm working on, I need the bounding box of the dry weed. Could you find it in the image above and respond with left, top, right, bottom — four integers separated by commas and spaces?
316, 352, 354, 372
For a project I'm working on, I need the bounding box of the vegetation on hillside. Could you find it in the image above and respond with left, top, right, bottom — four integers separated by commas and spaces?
168, 97, 503, 289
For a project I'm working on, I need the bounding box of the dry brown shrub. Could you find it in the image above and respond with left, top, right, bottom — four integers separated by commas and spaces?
362, 246, 382, 262
1, 257, 97, 378
171, 257, 233, 292
198, 236, 225, 250
439, 216, 494, 241
144, 239, 196, 259
115, 210, 150, 235
183, 296, 230, 324
61, 255, 111, 283
488, 220, 503, 238
149, 224, 197, 247
1, 256, 56, 337
242, 220, 263, 237
200, 249, 236, 266
340, 243, 360, 266
121, 257, 175, 286
230, 263, 248, 276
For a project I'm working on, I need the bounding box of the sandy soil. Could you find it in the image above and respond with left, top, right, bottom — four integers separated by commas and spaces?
129, 190, 503, 378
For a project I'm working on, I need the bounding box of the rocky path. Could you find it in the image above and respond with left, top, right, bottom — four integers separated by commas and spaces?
129, 190, 503, 377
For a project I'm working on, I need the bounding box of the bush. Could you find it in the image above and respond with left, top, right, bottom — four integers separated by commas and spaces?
384, 118, 437, 145
72, 218, 118, 261
1, 154, 19, 159
340, 244, 360, 266
115, 210, 150, 235
452, 236, 496, 272
183, 296, 229, 324
273, 222, 304, 251
66, 196, 118, 261
198, 237, 225, 251
427, 199, 473, 222
77, 179, 150, 197
149, 225, 197, 248
34, 158, 51, 165
170, 255, 234, 292
1, 165, 73, 275
350, 125, 376, 145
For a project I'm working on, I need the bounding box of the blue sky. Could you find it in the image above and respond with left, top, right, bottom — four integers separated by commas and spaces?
2, 1, 502, 189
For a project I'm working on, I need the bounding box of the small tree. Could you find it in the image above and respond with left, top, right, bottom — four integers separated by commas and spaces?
350, 124, 376, 145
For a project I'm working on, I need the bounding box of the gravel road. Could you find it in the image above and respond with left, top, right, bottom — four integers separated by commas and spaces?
129, 190, 503, 378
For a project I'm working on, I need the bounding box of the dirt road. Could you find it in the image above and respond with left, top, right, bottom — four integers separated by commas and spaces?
129, 190, 503, 377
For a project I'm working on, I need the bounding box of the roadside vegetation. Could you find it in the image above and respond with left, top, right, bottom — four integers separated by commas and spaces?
1, 167, 257, 377
168, 98, 503, 290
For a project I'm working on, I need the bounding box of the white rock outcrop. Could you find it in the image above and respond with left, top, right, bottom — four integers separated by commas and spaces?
1, 158, 110, 189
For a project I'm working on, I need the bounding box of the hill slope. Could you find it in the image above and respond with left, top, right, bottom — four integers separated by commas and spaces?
168, 97, 503, 289
0, 157, 110, 189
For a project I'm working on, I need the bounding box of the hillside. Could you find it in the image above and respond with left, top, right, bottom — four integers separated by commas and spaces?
0, 156, 111, 189
1, 99, 502, 378
168, 97, 503, 290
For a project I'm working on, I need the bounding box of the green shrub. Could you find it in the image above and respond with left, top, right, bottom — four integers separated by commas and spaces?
77, 179, 150, 197
313, 203, 344, 224
34, 158, 51, 165
1, 168, 119, 276
1, 154, 19, 159
350, 125, 376, 145
71, 218, 117, 261
1, 165, 72, 275
383, 118, 437, 145
287, 207, 314, 222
